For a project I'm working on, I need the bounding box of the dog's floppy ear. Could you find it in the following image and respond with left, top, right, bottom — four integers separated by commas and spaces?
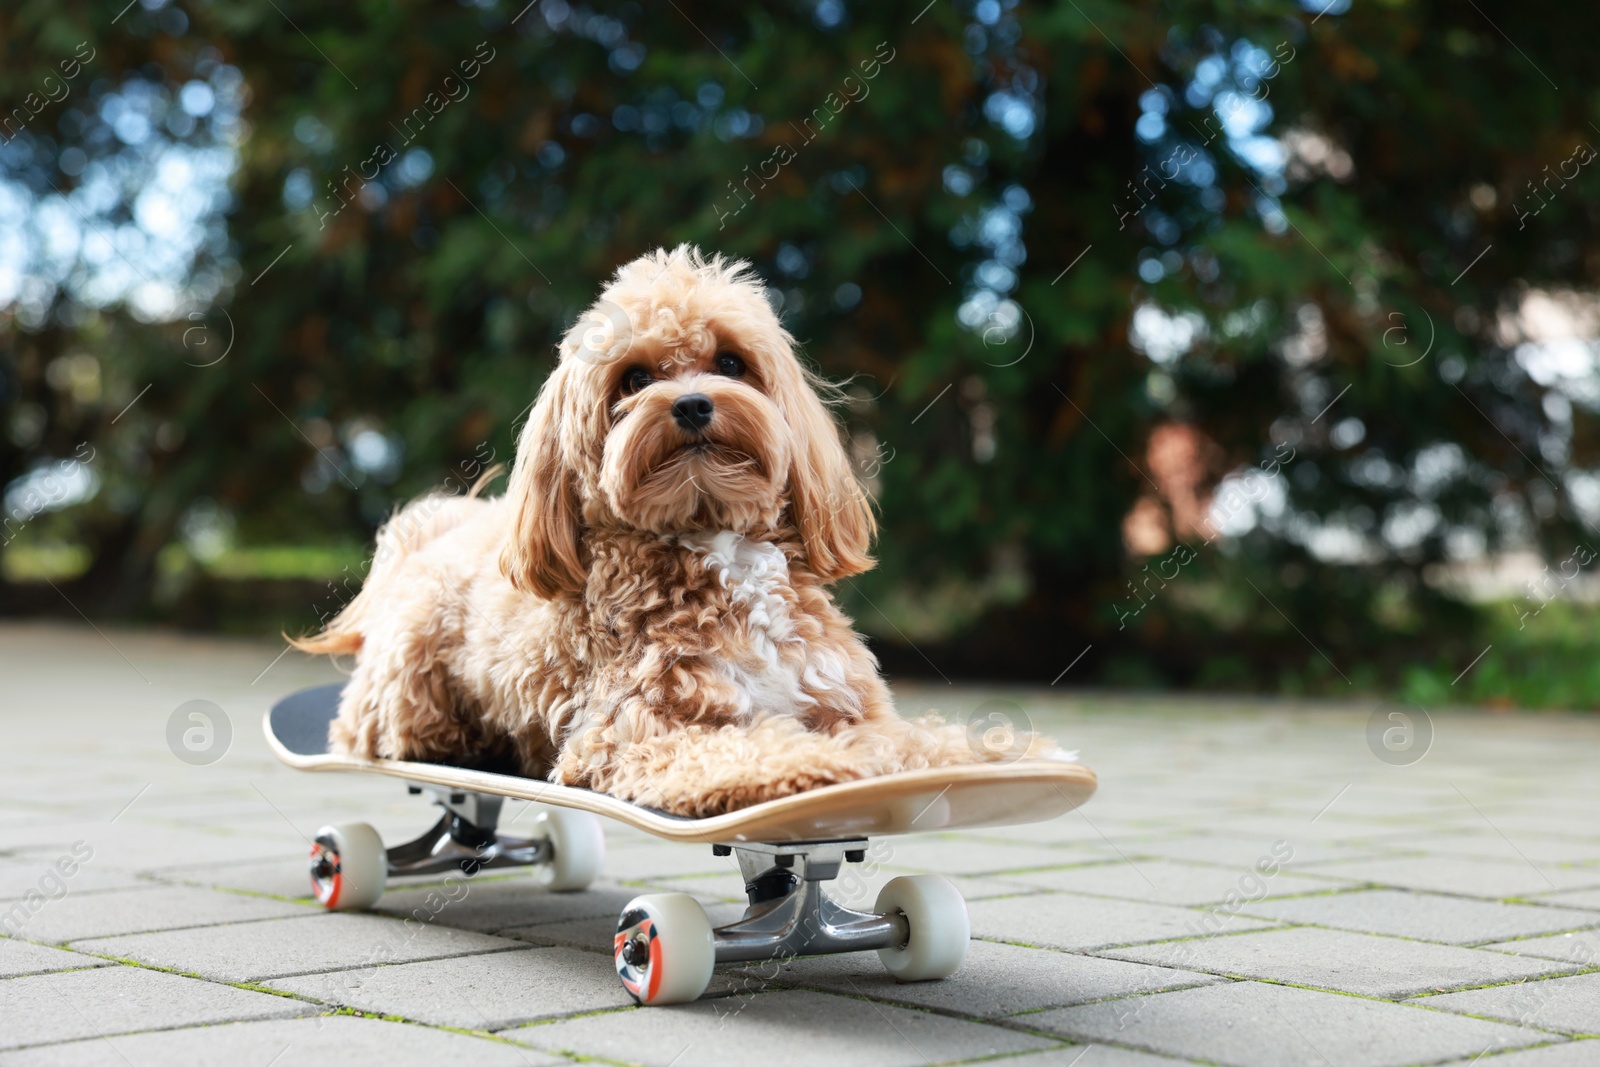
500, 362, 586, 597
781, 364, 877, 581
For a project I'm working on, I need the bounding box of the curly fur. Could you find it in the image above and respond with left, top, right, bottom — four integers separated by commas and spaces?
293, 246, 1064, 816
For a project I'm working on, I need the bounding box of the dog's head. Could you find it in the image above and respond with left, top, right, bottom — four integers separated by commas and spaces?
501, 245, 875, 597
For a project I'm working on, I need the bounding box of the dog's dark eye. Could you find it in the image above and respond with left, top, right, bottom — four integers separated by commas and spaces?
714, 352, 746, 378
621, 367, 653, 395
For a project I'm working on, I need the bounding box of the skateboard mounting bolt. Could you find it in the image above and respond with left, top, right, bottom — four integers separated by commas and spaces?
407, 785, 421, 795
711, 844, 732, 857
449, 792, 466, 804
621, 935, 650, 967
845, 849, 865, 863
776, 854, 795, 869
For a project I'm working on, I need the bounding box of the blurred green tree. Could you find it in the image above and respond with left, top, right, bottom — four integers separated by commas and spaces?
1, 0, 1595, 690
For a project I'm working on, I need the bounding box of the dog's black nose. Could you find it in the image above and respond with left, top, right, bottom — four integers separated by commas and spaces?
672, 393, 714, 432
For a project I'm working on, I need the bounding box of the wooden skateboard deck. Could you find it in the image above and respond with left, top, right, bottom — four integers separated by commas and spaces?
266, 683, 1097, 843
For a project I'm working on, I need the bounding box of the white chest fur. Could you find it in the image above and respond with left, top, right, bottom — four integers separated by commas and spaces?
682, 531, 849, 719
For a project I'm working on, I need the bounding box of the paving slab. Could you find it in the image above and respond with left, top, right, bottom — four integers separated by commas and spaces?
988, 1048, 1208, 1065
968, 891, 1280, 951
0, 1015, 563, 1066
0, 940, 113, 979
0, 857, 150, 903
503, 988, 1055, 1065
1101, 925, 1579, 997
724, 938, 1225, 1017
1283, 784, 1472, 821
598, 839, 743, 879
1407, 832, 1600, 866
1309, 855, 1600, 899
1435, 1043, 1600, 1066
498, 914, 628, 952
268, 945, 635, 1028
1533, 888, 1600, 912
1194, 814, 1413, 848
501, 901, 749, 952
74, 912, 524, 982
1483, 929, 1600, 966
974, 819, 1173, 849
1131, 833, 1397, 870
859, 836, 1110, 876
151, 858, 317, 900
1027, 980, 1551, 1067
1434, 812, 1600, 843
857, 867, 1055, 907
1415, 972, 1600, 1036
1005, 858, 1351, 906
0, 823, 305, 877
374, 878, 644, 933
5, 884, 313, 943
0, 965, 313, 1051
1237, 889, 1600, 945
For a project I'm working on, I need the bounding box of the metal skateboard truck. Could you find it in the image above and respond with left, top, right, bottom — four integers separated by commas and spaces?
615, 837, 963, 1004
308, 784, 605, 911
704, 841, 907, 963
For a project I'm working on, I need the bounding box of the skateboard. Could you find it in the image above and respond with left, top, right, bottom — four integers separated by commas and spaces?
265, 682, 1098, 1004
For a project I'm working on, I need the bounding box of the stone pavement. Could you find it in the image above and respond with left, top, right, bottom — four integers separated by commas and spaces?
2, 621, 1598, 1066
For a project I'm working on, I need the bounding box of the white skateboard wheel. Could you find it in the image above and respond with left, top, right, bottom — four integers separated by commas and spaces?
309, 822, 387, 911
874, 875, 969, 981
614, 893, 715, 1005
533, 807, 605, 892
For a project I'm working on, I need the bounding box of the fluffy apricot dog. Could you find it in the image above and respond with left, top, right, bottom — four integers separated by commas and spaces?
295, 246, 1059, 816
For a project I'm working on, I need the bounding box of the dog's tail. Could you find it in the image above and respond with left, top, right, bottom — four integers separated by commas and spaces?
287, 625, 364, 657
288, 465, 505, 657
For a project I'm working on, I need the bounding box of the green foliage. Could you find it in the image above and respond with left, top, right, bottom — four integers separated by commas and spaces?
1402, 601, 1600, 710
